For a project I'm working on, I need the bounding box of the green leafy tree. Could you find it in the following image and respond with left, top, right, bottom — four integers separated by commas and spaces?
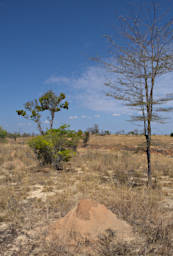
17, 99, 43, 134
39, 90, 69, 129
17, 90, 69, 134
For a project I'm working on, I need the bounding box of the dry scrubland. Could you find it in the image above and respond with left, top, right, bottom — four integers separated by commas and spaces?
0, 135, 173, 255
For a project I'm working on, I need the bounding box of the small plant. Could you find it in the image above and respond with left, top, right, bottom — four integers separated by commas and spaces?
170, 132, 173, 137
0, 126, 7, 139
29, 125, 81, 170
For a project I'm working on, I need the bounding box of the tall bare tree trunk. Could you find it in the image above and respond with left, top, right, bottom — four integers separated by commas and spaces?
50, 111, 55, 130
145, 118, 152, 186
146, 134, 151, 186
37, 122, 44, 135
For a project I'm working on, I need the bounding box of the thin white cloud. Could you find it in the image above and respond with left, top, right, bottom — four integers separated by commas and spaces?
69, 115, 78, 120
112, 113, 120, 117
44, 119, 49, 124
45, 76, 70, 84
17, 121, 33, 127
81, 115, 87, 119
94, 114, 100, 118
46, 65, 124, 113
46, 65, 173, 115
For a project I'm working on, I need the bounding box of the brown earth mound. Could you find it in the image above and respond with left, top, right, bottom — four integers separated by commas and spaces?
47, 199, 134, 246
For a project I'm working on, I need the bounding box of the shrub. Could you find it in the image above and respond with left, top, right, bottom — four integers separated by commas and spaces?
29, 125, 81, 170
77, 129, 83, 137
170, 132, 173, 137
0, 126, 7, 139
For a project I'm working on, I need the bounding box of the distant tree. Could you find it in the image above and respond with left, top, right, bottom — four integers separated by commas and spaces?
103, 130, 111, 135
22, 132, 32, 137
97, 3, 173, 185
128, 129, 139, 135
17, 90, 69, 134
39, 90, 68, 129
88, 124, 99, 135
115, 130, 125, 135
100, 129, 111, 135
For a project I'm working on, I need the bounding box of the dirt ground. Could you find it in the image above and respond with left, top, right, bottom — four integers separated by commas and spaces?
0, 135, 173, 255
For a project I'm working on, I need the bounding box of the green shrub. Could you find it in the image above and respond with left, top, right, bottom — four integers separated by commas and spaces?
77, 129, 83, 136
0, 126, 7, 139
29, 125, 81, 170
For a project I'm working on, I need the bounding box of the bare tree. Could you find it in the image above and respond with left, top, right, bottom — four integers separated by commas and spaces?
98, 2, 173, 186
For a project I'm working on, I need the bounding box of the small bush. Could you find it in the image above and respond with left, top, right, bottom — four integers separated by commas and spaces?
77, 129, 83, 136
0, 126, 7, 139
170, 132, 173, 137
29, 125, 81, 169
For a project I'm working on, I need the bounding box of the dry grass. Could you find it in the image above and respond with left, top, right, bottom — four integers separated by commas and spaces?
0, 135, 173, 255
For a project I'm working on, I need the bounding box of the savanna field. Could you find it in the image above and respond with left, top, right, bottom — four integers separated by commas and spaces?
0, 134, 173, 255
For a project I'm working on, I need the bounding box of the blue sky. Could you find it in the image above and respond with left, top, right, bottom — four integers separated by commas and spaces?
1, 0, 173, 134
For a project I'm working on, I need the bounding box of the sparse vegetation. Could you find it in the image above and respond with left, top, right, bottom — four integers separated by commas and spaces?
2, 0, 173, 255
0, 135, 173, 255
